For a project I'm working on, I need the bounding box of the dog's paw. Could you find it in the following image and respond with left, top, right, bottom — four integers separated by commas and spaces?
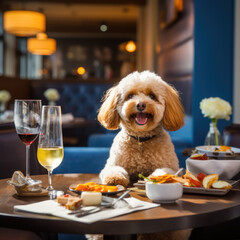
104, 175, 129, 187
100, 166, 130, 187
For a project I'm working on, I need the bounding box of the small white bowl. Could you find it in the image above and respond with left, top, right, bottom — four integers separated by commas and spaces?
145, 182, 183, 203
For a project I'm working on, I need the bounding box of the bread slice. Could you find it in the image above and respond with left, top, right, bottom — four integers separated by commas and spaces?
212, 180, 232, 190
57, 194, 70, 205
202, 174, 219, 189
66, 196, 82, 210
57, 194, 82, 210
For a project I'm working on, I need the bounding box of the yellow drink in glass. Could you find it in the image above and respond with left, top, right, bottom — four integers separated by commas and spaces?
37, 147, 63, 171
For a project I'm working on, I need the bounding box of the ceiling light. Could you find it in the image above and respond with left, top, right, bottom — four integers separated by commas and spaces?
3, 10, 45, 37
77, 67, 86, 75
27, 33, 56, 55
125, 41, 136, 53
100, 24, 108, 32
119, 41, 137, 53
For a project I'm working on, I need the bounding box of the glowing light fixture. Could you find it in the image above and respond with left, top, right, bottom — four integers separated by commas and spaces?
77, 67, 86, 75
125, 41, 136, 53
119, 41, 136, 53
3, 10, 45, 36
27, 33, 56, 55
100, 24, 108, 32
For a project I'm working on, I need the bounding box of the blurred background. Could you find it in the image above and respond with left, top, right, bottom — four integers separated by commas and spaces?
0, 0, 238, 147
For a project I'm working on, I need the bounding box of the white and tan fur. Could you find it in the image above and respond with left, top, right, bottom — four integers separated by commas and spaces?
98, 70, 184, 187
91, 71, 191, 240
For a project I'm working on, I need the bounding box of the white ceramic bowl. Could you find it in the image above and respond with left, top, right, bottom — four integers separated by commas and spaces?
145, 182, 183, 203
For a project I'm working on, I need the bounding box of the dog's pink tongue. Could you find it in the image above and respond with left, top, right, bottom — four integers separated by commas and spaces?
136, 113, 148, 125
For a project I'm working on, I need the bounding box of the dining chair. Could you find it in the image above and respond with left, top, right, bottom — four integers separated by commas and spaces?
223, 123, 240, 148
0, 122, 46, 179
0, 122, 56, 240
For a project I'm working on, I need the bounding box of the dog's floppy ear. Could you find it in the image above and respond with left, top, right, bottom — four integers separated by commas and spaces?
97, 85, 121, 130
163, 84, 184, 131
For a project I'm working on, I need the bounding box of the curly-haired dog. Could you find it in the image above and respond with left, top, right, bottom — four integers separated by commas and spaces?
98, 70, 184, 186
89, 71, 191, 240
95, 71, 191, 240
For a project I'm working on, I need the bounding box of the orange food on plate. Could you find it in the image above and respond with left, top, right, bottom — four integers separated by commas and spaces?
182, 171, 232, 190
197, 172, 207, 182
219, 145, 231, 152
149, 174, 188, 184
139, 171, 232, 190
190, 153, 208, 160
75, 182, 118, 192
184, 170, 202, 187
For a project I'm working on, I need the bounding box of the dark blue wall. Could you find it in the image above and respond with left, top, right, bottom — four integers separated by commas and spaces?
193, 0, 234, 145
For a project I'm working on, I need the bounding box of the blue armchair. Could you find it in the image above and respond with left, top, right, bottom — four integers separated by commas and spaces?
54, 147, 109, 174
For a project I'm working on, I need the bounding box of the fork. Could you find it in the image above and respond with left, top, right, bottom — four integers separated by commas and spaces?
69, 190, 131, 217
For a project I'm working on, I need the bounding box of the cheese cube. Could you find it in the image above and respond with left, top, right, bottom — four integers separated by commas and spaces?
81, 191, 102, 206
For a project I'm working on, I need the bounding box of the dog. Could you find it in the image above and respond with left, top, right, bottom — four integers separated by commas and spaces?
98, 70, 184, 187
89, 71, 191, 240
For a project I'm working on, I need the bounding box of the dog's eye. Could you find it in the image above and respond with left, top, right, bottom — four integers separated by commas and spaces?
149, 93, 156, 100
128, 94, 134, 99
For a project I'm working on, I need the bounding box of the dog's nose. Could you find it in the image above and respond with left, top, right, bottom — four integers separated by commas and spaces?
136, 102, 146, 111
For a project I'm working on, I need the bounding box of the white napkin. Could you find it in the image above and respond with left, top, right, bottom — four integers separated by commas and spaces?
186, 158, 240, 179
14, 196, 159, 224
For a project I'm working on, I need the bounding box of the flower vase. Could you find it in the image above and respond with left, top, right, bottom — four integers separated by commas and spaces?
204, 119, 222, 146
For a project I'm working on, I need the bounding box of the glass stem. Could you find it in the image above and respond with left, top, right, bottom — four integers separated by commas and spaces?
47, 170, 54, 191
25, 145, 31, 180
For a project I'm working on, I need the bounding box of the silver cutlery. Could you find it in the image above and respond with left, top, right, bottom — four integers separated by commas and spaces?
68, 189, 131, 217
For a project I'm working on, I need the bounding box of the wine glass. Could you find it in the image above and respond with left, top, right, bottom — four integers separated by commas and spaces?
14, 100, 42, 184
37, 106, 64, 198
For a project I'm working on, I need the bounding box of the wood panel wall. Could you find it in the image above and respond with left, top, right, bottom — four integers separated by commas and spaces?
157, 0, 193, 114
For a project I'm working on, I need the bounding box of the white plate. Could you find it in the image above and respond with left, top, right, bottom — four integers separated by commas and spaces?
183, 186, 230, 196
69, 183, 125, 196
133, 180, 239, 196
196, 145, 240, 157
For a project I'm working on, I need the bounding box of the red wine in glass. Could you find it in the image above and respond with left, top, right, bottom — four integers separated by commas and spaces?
18, 133, 38, 146
14, 99, 42, 184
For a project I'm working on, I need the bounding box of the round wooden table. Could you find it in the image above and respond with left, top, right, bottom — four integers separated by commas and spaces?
0, 174, 239, 236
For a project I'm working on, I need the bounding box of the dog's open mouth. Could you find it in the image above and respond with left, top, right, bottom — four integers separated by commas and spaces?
131, 112, 153, 125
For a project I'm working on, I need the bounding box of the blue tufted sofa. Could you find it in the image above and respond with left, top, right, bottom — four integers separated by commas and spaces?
31, 81, 112, 119
31, 81, 114, 146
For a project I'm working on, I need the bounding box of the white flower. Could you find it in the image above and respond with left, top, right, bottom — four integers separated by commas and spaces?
200, 97, 232, 120
44, 88, 60, 102
0, 90, 11, 103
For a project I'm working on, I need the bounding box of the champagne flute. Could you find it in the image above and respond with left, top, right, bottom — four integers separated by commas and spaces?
14, 100, 42, 184
37, 106, 64, 198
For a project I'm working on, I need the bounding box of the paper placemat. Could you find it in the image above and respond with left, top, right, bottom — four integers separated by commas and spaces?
14, 196, 159, 224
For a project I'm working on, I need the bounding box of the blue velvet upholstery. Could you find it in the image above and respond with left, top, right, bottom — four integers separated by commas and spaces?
88, 133, 115, 148
54, 147, 109, 174
31, 82, 113, 146
31, 82, 112, 120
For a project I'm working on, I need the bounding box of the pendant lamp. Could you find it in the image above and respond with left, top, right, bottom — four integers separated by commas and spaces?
27, 33, 56, 55
125, 41, 136, 53
3, 10, 46, 37
119, 41, 136, 53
